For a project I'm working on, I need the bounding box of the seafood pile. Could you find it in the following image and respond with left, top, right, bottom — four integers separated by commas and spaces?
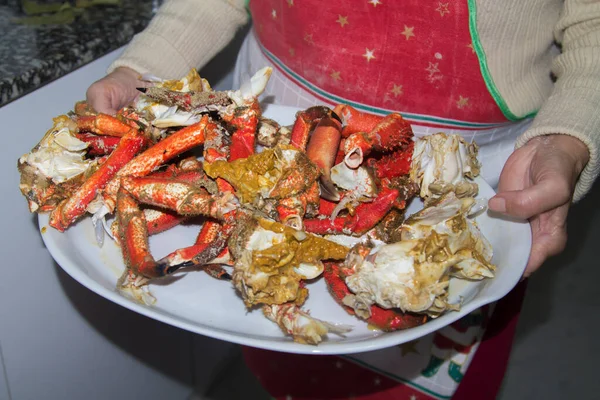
18, 68, 495, 345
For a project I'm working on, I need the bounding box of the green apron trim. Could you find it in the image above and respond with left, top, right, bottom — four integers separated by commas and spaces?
467, 0, 536, 121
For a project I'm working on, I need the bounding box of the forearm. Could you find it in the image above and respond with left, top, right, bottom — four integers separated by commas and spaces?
108, 0, 249, 79
516, 0, 600, 201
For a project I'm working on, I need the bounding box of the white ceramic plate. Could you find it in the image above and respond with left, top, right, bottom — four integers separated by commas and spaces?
38, 104, 531, 355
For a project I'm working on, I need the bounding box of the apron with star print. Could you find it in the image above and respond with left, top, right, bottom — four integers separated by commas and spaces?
233, 1, 532, 399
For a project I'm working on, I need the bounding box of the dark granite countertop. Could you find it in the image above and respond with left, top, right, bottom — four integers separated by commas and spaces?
0, 0, 159, 107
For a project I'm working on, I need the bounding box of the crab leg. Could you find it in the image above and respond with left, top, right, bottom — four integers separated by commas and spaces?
75, 133, 121, 156
306, 116, 342, 201
367, 142, 414, 180
324, 262, 427, 331
116, 186, 172, 278
263, 303, 352, 345
76, 114, 134, 137
227, 102, 259, 161
144, 208, 187, 235
290, 106, 340, 150
154, 220, 233, 276
49, 129, 148, 231
333, 104, 383, 137
103, 116, 214, 211
303, 187, 399, 236
120, 177, 237, 219
344, 113, 413, 168
156, 114, 253, 274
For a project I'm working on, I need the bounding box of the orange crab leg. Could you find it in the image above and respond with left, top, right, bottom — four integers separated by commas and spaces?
76, 114, 133, 137
49, 129, 148, 232
155, 219, 233, 277
116, 187, 159, 277
120, 177, 236, 220
306, 116, 342, 201
303, 187, 399, 236
333, 104, 383, 138
144, 208, 186, 236
103, 116, 214, 211
228, 102, 259, 161
366, 142, 415, 180
344, 113, 413, 168
164, 111, 255, 276
75, 133, 121, 156
290, 106, 339, 150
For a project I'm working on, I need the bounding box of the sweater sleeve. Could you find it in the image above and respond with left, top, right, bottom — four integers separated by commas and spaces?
515, 0, 600, 201
107, 0, 249, 79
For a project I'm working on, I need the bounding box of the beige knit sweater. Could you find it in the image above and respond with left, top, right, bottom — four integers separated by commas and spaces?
109, 0, 600, 201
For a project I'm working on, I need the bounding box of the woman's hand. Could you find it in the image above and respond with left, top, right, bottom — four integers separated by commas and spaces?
489, 134, 589, 277
86, 67, 145, 115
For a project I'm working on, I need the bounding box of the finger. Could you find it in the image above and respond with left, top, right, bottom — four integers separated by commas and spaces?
524, 217, 567, 277
489, 177, 571, 219
86, 84, 118, 115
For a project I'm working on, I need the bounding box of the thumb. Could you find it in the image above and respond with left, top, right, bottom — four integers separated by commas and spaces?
489, 177, 570, 220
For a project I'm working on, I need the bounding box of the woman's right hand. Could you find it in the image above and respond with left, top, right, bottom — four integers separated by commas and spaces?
86, 67, 145, 115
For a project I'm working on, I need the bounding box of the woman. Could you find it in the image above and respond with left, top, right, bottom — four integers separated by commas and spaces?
87, 0, 598, 398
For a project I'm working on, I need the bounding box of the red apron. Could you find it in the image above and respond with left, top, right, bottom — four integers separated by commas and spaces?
250, 0, 510, 129
243, 1, 524, 399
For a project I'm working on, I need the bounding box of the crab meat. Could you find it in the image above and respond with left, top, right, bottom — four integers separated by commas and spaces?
343, 192, 495, 318
20, 115, 92, 184
411, 133, 480, 200
330, 162, 378, 198
228, 217, 348, 307
203, 144, 321, 205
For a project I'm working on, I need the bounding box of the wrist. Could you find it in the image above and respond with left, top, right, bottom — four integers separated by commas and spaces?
112, 67, 142, 80
531, 134, 590, 174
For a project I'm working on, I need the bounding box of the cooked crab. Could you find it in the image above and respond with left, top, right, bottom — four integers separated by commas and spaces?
342, 192, 495, 318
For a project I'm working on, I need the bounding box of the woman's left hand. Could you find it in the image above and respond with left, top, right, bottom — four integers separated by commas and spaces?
488, 134, 589, 277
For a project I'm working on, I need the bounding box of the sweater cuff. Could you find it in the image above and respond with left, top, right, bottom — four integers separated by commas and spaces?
515, 86, 600, 202
108, 0, 249, 79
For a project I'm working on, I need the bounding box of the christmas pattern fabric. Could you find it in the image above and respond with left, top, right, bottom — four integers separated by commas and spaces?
249, 0, 510, 129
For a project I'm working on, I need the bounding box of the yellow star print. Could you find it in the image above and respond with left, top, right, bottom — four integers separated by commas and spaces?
304, 33, 314, 45
401, 25, 415, 40
271, 9, 277, 19
363, 48, 376, 62
390, 84, 403, 97
289, 47, 295, 56
369, 0, 382, 7
436, 2, 450, 17
456, 95, 470, 109
286, 0, 294, 7
330, 70, 342, 81
467, 43, 475, 54
337, 15, 349, 27
426, 62, 440, 76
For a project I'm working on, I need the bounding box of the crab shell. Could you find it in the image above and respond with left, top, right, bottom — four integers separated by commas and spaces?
344, 192, 495, 318
229, 217, 349, 308
410, 132, 480, 200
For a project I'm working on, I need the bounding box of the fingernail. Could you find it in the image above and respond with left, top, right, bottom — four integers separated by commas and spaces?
489, 197, 506, 213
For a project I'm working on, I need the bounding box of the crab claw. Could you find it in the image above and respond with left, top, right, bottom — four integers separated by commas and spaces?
229, 67, 272, 106
306, 116, 342, 201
